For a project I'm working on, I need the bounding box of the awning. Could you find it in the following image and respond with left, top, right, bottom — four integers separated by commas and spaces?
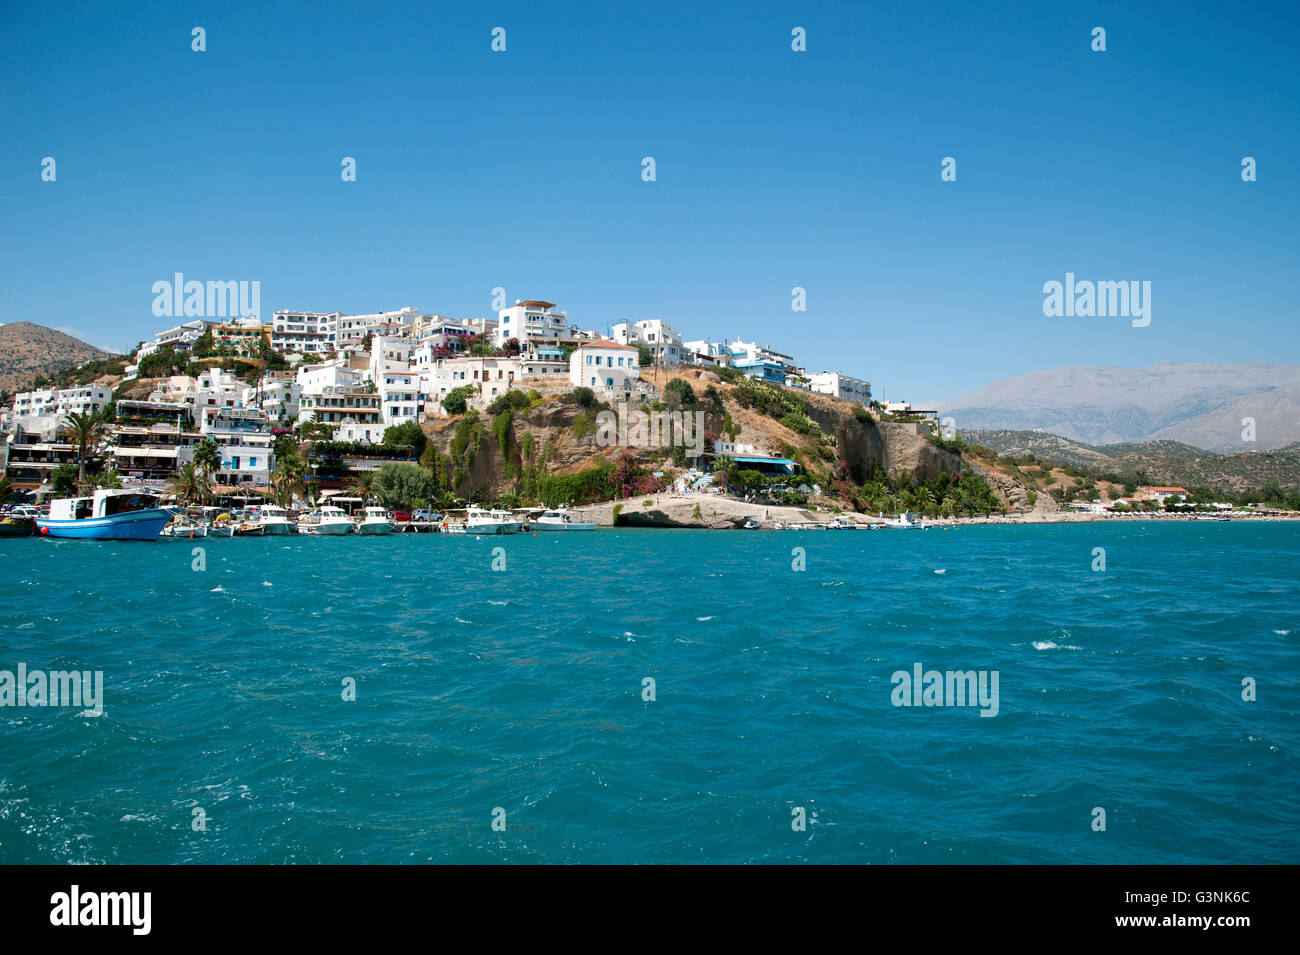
733, 456, 799, 466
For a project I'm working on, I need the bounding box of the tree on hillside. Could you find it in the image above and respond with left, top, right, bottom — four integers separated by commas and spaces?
59, 410, 105, 487
382, 420, 427, 458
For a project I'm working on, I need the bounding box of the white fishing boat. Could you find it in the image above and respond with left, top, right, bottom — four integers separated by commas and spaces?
299, 505, 354, 535
162, 516, 208, 538
248, 504, 295, 535
464, 506, 522, 534
531, 507, 595, 531
880, 511, 933, 529
356, 506, 394, 535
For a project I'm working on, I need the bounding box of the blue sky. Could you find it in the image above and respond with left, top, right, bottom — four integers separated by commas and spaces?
2, 0, 1297, 404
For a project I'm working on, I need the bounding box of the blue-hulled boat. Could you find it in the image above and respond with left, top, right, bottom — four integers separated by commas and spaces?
36, 489, 178, 540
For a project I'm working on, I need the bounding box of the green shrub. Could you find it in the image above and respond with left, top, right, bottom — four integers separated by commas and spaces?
441, 385, 476, 415
663, 378, 698, 410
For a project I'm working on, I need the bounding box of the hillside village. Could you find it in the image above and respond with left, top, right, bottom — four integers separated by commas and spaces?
1, 302, 1293, 523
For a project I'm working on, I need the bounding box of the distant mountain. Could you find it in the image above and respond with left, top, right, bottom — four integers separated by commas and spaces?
939, 362, 1300, 453
965, 429, 1300, 493
0, 322, 115, 393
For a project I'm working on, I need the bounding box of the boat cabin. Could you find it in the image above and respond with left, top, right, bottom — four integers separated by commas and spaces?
47, 489, 161, 521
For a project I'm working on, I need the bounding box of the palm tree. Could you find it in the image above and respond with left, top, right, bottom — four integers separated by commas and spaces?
270, 451, 306, 508
60, 410, 105, 488
0, 475, 12, 505
348, 471, 377, 503
169, 461, 209, 504
712, 455, 736, 493
192, 437, 222, 483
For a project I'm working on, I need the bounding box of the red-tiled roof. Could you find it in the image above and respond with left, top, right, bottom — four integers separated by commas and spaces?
582, 339, 638, 351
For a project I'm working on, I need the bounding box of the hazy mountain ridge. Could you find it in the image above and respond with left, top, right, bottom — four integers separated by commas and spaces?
940, 362, 1300, 452
964, 429, 1300, 493
0, 322, 115, 393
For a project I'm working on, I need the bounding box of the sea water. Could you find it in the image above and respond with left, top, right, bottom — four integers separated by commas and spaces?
1, 522, 1296, 863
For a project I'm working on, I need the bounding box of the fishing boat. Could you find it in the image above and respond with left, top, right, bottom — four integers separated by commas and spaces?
0, 512, 36, 537
531, 507, 595, 531
247, 504, 295, 535
880, 511, 933, 529
206, 514, 235, 537
742, 517, 761, 529
356, 506, 394, 535
299, 505, 354, 535
35, 489, 177, 541
162, 515, 208, 538
464, 506, 522, 534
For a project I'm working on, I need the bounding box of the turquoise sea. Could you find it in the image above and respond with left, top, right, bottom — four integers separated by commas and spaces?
1, 522, 1297, 864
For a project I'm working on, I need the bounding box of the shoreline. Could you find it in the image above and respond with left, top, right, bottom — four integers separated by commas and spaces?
569, 492, 1300, 529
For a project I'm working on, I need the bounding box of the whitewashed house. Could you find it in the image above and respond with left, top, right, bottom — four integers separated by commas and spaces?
569, 340, 640, 390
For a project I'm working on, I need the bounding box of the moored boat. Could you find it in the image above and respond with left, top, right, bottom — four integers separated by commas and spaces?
299, 505, 354, 535
464, 506, 522, 534
35, 489, 177, 541
531, 507, 595, 531
248, 504, 295, 535
0, 513, 36, 537
356, 506, 394, 535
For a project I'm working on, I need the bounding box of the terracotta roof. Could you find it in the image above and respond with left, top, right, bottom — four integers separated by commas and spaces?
582, 339, 638, 351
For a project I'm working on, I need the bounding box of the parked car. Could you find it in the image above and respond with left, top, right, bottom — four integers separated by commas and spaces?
412, 508, 441, 522
388, 509, 412, 523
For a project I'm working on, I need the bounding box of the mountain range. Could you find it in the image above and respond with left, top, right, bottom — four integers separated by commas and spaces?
938, 362, 1300, 453
0, 322, 115, 393
963, 430, 1300, 493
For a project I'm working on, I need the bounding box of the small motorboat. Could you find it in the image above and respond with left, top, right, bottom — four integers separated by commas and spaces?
356, 506, 394, 535
162, 517, 208, 538
247, 504, 295, 535
532, 507, 595, 531
299, 505, 354, 535
464, 506, 522, 534
0, 513, 36, 537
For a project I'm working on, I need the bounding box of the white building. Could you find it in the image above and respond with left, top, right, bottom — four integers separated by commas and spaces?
496, 300, 568, 347
187, 367, 245, 413
424, 356, 523, 414
271, 310, 341, 354
612, 320, 684, 365
199, 406, 274, 486
139, 319, 219, 359
569, 340, 640, 390
683, 340, 734, 367
808, 371, 871, 405
241, 377, 301, 426
335, 307, 419, 352
368, 336, 419, 427
10, 384, 114, 422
